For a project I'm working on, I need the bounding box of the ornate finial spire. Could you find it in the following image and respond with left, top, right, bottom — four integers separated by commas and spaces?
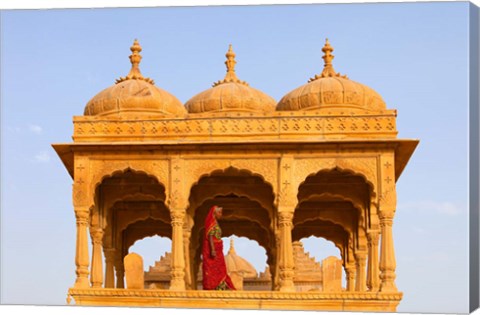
224, 44, 238, 81
309, 38, 348, 82
228, 237, 236, 254
321, 38, 336, 76
116, 39, 154, 85
213, 45, 249, 87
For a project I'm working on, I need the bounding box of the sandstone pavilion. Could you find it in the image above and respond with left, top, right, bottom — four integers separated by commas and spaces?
53, 39, 418, 311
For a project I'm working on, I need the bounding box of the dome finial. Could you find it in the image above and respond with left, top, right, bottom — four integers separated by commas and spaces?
228, 237, 236, 254
116, 39, 154, 85
309, 38, 348, 82
321, 38, 336, 77
225, 44, 237, 76
213, 45, 249, 87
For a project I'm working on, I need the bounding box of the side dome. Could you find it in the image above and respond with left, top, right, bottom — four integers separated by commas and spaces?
185, 45, 275, 114
276, 39, 386, 112
224, 238, 258, 278
84, 40, 186, 117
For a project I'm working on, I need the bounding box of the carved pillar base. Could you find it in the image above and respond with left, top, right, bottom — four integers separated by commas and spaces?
367, 231, 380, 292
90, 228, 104, 288
104, 248, 115, 288
279, 270, 295, 292
355, 251, 367, 292
74, 208, 90, 289
115, 258, 125, 289
183, 228, 192, 290
345, 263, 356, 292
379, 212, 397, 292
170, 209, 186, 291
277, 211, 295, 292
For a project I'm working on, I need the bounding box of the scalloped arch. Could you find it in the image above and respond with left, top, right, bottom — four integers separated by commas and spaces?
125, 230, 172, 254
296, 235, 344, 263
294, 159, 377, 198
117, 211, 171, 236
104, 192, 163, 216
296, 192, 366, 228
187, 166, 276, 218
90, 159, 170, 203
293, 218, 351, 262
185, 161, 278, 198
188, 190, 274, 222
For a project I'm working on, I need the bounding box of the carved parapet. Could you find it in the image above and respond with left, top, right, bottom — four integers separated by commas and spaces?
73, 111, 397, 142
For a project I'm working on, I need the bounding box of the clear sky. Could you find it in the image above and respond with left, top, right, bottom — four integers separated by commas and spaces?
0, 1, 475, 314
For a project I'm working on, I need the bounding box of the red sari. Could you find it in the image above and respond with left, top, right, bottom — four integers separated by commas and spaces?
202, 206, 236, 290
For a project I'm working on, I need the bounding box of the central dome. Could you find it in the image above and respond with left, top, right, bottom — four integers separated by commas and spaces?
185, 45, 275, 114
276, 39, 386, 112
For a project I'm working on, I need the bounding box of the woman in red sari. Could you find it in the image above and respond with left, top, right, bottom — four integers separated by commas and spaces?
202, 205, 236, 290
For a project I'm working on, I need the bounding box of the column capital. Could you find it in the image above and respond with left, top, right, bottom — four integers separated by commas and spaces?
75, 207, 89, 217
170, 209, 186, 226
104, 248, 115, 260
354, 251, 368, 260
75, 209, 89, 227
183, 227, 191, 237
90, 228, 104, 244
367, 231, 380, 245
278, 211, 294, 227
379, 212, 395, 226
104, 247, 115, 253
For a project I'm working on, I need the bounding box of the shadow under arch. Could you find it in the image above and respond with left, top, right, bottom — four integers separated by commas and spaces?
187, 166, 275, 217
295, 167, 371, 250
297, 166, 376, 201
91, 167, 167, 208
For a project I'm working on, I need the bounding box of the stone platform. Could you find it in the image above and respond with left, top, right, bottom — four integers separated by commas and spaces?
68, 288, 402, 311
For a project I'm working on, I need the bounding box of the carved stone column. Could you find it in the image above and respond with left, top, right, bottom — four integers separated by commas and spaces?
104, 248, 116, 288
367, 231, 380, 291
90, 228, 104, 288
355, 251, 367, 292
277, 210, 295, 292
73, 208, 90, 288
115, 256, 125, 289
379, 211, 397, 292
345, 263, 356, 292
273, 231, 281, 291
170, 209, 186, 291
183, 226, 192, 290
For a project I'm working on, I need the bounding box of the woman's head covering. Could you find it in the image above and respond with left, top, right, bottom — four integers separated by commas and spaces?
204, 206, 218, 238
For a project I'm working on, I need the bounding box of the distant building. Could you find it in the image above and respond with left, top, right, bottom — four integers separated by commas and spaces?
145, 239, 342, 292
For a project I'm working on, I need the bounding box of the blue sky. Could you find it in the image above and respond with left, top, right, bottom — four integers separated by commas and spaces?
0, 1, 475, 314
